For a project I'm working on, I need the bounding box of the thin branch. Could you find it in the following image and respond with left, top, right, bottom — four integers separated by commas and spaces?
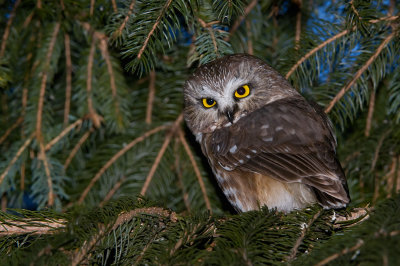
287, 210, 322, 261
371, 129, 391, 171
113, 0, 136, 38
146, 71, 156, 124
45, 119, 83, 151
198, 18, 220, 57
0, 219, 66, 235
385, 157, 397, 198
285, 29, 351, 79
0, 133, 35, 187
174, 139, 191, 212
245, 20, 253, 55
1, 193, 7, 211
365, 88, 376, 137
294, 0, 302, 50
350, 0, 361, 19
111, 0, 117, 12
225, 0, 258, 42
87, 36, 103, 128
140, 114, 183, 196
0, 0, 21, 58
36, 22, 61, 140
39, 142, 54, 207
64, 128, 94, 170
90, 0, 95, 16
98, 38, 121, 120
325, 31, 395, 113
99, 176, 127, 207
63, 33, 72, 127
137, 0, 173, 59
71, 207, 177, 266
0, 117, 23, 145
79, 125, 168, 204
315, 239, 364, 266
178, 128, 212, 212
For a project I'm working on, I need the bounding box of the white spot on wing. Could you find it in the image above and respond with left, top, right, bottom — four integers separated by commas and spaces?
246, 155, 251, 158
238, 159, 244, 164
218, 162, 233, 171
229, 145, 237, 153
262, 137, 273, 142
275, 126, 283, 131
251, 149, 257, 153
261, 124, 269, 129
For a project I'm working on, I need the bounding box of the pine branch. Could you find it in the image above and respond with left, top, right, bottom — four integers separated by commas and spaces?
0, 132, 35, 187
146, 71, 156, 124
113, 0, 136, 39
64, 128, 94, 170
0, 219, 66, 235
79, 125, 168, 204
294, 0, 302, 50
99, 176, 127, 207
0, 0, 21, 58
365, 88, 375, 137
39, 142, 54, 207
63, 33, 72, 127
140, 114, 183, 195
86, 36, 103, 128
0, 117, 23, 145
287, 210, 322, 261
178, 128, 212, 212
226, 0, 258, 42
325, 31, 396, 113
45, 118, 83, 151
90, 0, 95, 16
137, 0, 173, 59
315, 239, 364, 266
36, 22, 61, 140
71, 207, 177, 266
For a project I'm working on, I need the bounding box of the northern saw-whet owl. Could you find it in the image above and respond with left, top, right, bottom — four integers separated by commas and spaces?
183, 54, 350, 213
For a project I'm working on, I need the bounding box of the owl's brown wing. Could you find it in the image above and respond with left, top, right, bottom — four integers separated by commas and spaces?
210, 96, 350, 208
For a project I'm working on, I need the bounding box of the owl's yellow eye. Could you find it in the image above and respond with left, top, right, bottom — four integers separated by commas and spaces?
202, 98, 217, 108
234, 85, 250, 98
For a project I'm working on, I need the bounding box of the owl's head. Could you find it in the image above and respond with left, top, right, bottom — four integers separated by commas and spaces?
184, 54, 298, 136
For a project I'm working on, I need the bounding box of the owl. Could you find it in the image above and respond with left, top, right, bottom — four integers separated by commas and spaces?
183, 54, 350, 213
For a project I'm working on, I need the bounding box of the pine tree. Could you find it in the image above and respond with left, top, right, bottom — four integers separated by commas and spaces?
0, 0, 399, 264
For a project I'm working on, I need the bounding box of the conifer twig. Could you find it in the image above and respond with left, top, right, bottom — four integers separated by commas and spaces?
113, 0, 136, 38
45, 119, 83, 151
99, 175, 127, 207
0, 0, 21, 58
39, 142, 54, 206
71, 207, 177, 266
178, 128, 212, 212
0, 219, 66, 235
140, 114, 183, 196
294, 0, 302, 50
315, 239, 364, 266
287, 210, 322, 261
137, 0, 173, 59
64, 128, 94, 170
0, 117, 23, 145
87, 37, 103, 128
79, 125, 168, 204
225, 0, 258, 42
174, 139, 191, 212
325, 31, 395, 113
365, 88, 375, 137
146, 71, 156, 124
198, 18, 220, 57
111, 0, 117, 12
0, 132, 35, 186
36, 22, 61, 140
90, 0, 95, 16
245, 20, 253, 55
63, 33, 72, 127
285, 29, 351, 79
98, 37, 121, 120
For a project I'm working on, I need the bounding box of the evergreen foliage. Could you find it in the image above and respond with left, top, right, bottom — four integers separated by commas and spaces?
0, 0, 399, 264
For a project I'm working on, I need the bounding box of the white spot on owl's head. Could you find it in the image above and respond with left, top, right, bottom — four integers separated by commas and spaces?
261, 124, 269, 129
262, 137, 273, 142
238, 159, 244, 164
275, 126, 283, 131
195, 133, 203, 142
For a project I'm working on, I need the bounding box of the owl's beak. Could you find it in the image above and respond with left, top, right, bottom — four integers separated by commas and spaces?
225, 110, 235, 123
